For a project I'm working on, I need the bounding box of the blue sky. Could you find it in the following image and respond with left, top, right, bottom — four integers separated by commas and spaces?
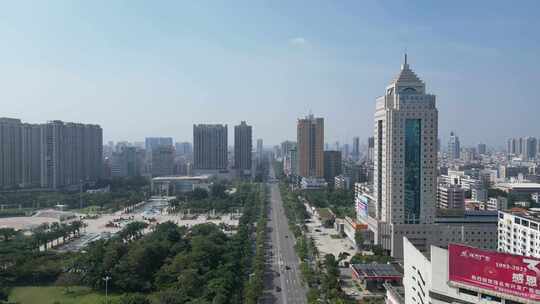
1, 1, 539, 147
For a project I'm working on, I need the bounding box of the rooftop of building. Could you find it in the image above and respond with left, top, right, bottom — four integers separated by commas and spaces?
436, 209, 498, 224
496, 182, 540, 189
350, 263, 402, 279
152, 175, 210, 181
501, 207, 540, 223
391, 59, 423, 86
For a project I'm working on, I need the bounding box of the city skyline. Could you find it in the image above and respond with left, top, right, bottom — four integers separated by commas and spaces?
1, 2, 539, 146
2, 3, 540, 304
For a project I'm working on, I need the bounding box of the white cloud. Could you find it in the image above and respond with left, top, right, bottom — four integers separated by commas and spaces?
289, 37, 307, 46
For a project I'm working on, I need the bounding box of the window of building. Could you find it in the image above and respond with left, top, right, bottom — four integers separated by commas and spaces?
480, 294, 501, 302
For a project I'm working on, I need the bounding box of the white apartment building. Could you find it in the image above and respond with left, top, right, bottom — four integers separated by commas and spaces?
498, 209, 540, 258
437, 184, 465, 210
486, 197, 509, 211
472, 188, 488, 202
440, 170, 482, 191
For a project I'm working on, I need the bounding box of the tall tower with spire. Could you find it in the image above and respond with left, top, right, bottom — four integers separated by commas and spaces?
372, 54, 438, 257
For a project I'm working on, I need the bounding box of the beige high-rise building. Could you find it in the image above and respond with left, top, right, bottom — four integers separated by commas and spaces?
371, 55, 439, 257
297, 114, 324, 178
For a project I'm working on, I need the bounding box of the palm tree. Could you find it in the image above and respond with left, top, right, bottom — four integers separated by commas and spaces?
60, 223, 69, 244
50, 222, 61, 246
70, 220, 83, 237
34, 223, 50, 251
0, 228, 16, 242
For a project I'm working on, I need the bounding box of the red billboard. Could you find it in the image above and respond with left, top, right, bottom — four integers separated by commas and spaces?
449, 244, 540, 301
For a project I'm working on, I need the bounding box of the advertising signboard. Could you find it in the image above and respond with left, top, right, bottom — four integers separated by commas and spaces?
355, 195, 368, 218
449, 244, 540, 301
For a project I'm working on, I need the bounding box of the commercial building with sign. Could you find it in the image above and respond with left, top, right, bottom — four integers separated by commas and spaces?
355, 181, 498, 256
404, 237, 540, 304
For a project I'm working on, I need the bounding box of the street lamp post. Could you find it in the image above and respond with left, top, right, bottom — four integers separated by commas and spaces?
102, 275, 111, 303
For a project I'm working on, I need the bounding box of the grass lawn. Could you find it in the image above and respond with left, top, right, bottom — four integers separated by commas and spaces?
9, 286, 121, 304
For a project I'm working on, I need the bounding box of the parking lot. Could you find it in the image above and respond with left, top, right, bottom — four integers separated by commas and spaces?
303, 210, 356, 263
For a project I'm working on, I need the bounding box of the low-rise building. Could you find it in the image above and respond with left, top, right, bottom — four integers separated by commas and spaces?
440, 171, 482, 191
351, 263, 402, 291
334, 174, 351, 190
341, 216, 368, 247
437, 184, 465, 210
435, 209, 499, 251
300, 177, 327, 190
495, 182, 540, 197
151, 175, 210, 195
486, 196, 509, 211
471, 187, 487, 202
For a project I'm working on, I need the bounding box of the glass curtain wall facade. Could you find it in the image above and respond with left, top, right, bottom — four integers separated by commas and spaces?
404, 119, 422, 224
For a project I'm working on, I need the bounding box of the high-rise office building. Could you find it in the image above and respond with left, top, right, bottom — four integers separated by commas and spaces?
151, 145, 174, 177
507, 138, 517, 155
256, 138, 263, 159
175, 142, 192, 156
477, 143, 487, 155
522, 136, 537, 160
111, 146, 140, 178
367, 137, 374, 163
447, 131, 460, 160
281, 140, 296, 160
145, 137, 173, 152
234, 121, 252, 175
517, 137, 524, 155
297, 114, 324, 178
284, 147, 298, 177
193, 124, 228, 170
372, 55, 438, 255
506, 136, 538, 160
323, 150, 342, 183
342, 143, 350, 160
352, 136, 360, 161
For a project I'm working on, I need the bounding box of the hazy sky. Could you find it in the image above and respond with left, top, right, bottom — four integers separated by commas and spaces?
1, 1, 539, 147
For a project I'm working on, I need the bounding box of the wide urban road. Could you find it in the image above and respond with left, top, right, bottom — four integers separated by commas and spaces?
261, 167, 307, 304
